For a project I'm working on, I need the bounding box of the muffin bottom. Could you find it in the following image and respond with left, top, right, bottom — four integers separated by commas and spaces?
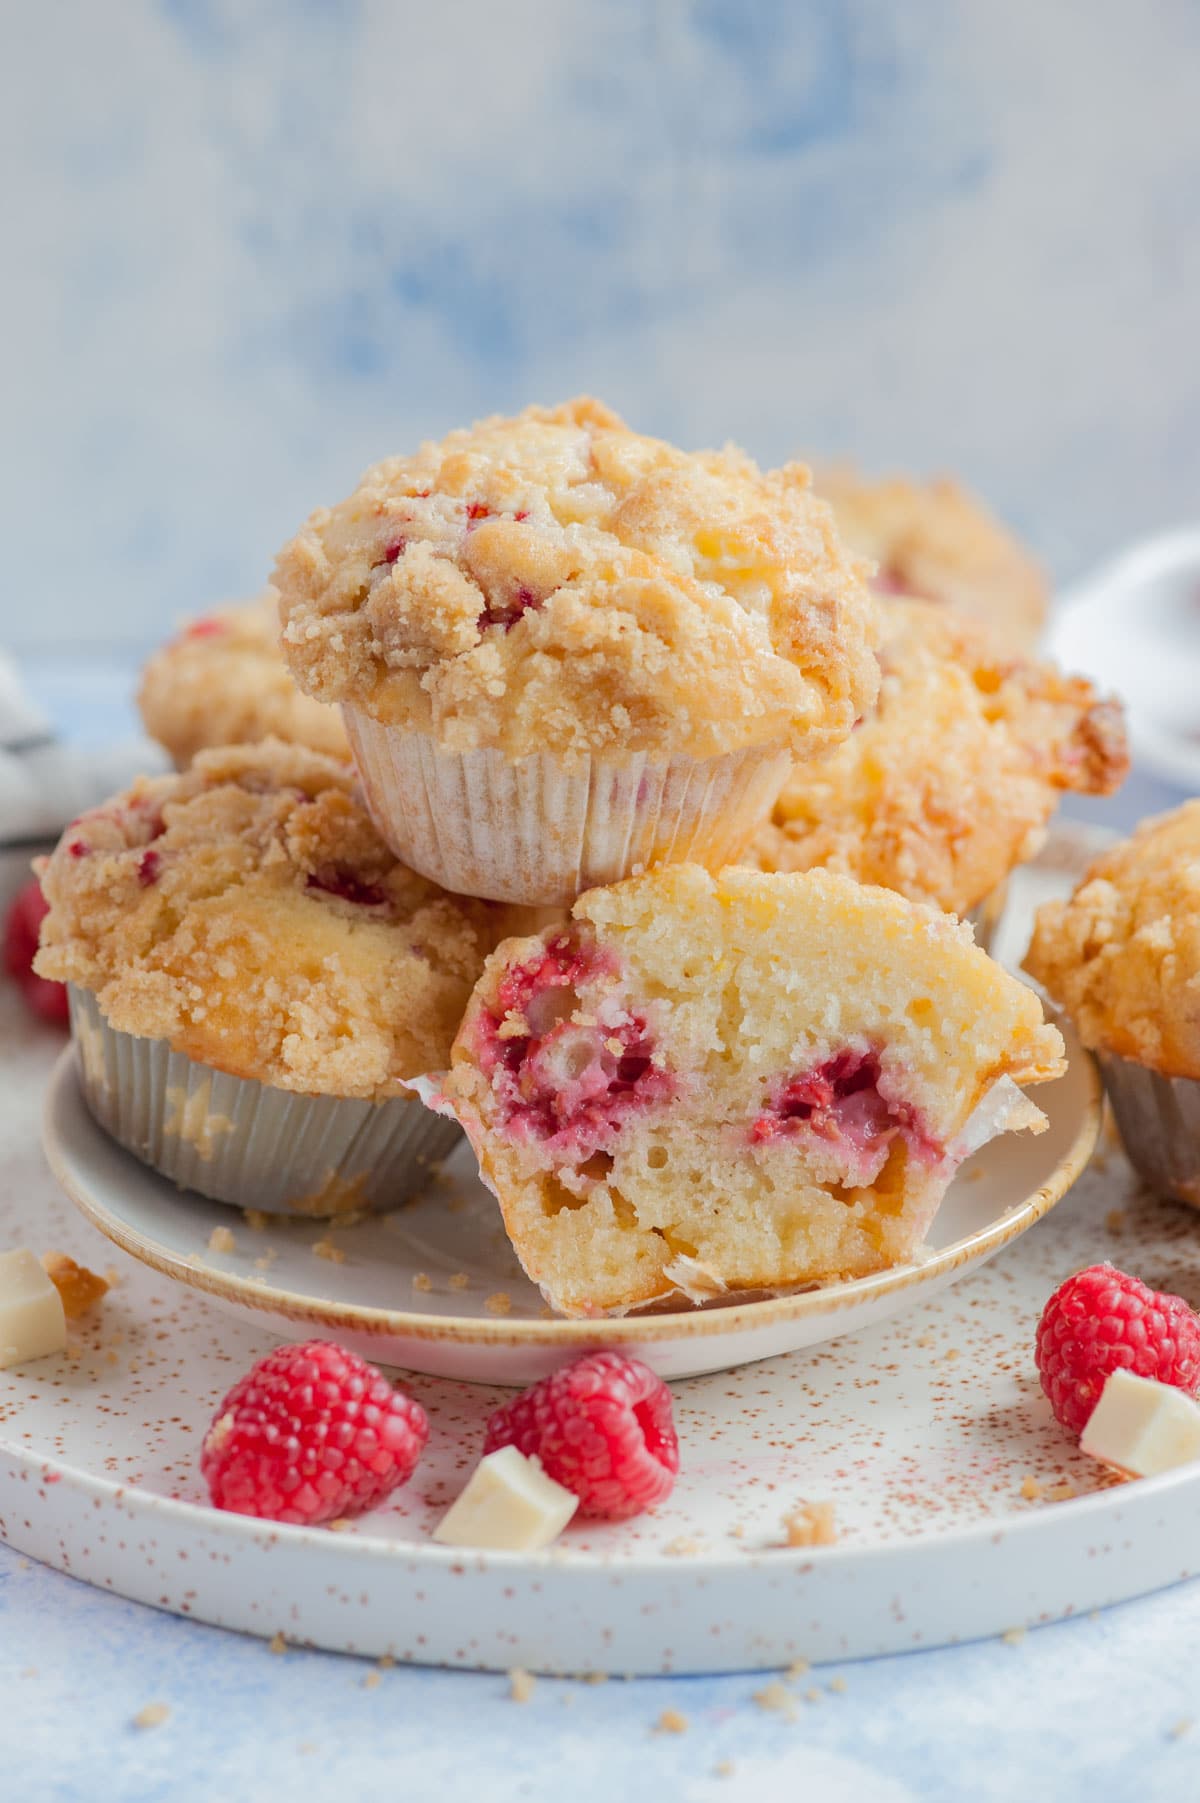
1096, 1050, 1200, 1208
69, 987, 460, 1218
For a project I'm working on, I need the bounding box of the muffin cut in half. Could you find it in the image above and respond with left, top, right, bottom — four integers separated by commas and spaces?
445, 864, 1066, 1317
138, 593, 350, 768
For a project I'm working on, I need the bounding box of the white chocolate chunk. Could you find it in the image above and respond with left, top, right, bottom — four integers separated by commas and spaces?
433, 1446, 578, 1551
1080, 1369, 1200, 1477
0, 1249, 67, 1369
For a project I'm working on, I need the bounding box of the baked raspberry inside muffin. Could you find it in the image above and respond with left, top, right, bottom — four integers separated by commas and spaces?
750, 599, 1128, 923
813, 465, 1047, 653
273, 397, 880, 903
445, 863, 1065, 1317
138, 592, 349, 768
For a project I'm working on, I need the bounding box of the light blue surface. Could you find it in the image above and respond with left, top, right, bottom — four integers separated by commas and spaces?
5, 1, 1200, 651
5, 661, 1200, 1798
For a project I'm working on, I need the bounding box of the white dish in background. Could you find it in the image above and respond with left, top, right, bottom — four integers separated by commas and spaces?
1048, 527, 1200, 792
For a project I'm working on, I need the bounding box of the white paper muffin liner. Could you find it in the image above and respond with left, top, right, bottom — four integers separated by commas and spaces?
1096, 1050, 1200, 1209
342, 707, 793, 904
68, 987, 461, 1218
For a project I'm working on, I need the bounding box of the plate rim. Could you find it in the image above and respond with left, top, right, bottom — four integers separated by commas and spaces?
42, 1035, 1103, 1350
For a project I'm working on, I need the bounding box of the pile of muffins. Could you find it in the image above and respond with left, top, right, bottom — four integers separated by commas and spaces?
36, 397, 1148, 1319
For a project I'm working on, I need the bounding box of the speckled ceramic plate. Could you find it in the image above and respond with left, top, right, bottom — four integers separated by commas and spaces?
8, 981, 1200, 1672
42, 1026, 1101, 1384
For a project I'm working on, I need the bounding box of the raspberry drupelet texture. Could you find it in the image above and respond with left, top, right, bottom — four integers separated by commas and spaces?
3, 879, 68, 1025
1035, 1264, 1200, 1435
201, 1339, 428, 1525
483, 1351, 679, 1520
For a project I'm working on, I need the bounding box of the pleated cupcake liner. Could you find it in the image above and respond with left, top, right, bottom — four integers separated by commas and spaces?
342, 707, 793, 905
69, 986, 461, 1218
1096, 1050, 1200, 1209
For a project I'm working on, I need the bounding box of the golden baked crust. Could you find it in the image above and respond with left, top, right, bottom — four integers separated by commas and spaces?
275, 397, 880, 761
35, 740, 506, 1097
749, 600, 1128, 918
1025, 803, 1200, 1076
138, 593, 349, 767
815, 465, 1048, 653
447, 863, 1065, 1317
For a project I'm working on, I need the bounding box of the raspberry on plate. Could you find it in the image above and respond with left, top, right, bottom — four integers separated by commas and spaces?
1035, 1263, 1200, 1435
483, 1351, 679, 1521
201, 1339, 428, 1525
3, 879, 67, 1025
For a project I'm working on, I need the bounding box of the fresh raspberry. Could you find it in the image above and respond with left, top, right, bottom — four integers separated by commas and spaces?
3, 879, 68, 1026
201, 1339, 428, 1525
1036, 1264, 1200, 1435
483, 1351, 679, 1520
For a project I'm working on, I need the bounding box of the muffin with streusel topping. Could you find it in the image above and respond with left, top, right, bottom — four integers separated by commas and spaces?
138, 592, 349, 767
750, 599, 1127, 941
35, 739, 506, 1215
815, 465, 1047, 653
445, 863, 1065, 1318
274, 397, 879, 904
1025, 803, 1200, 1207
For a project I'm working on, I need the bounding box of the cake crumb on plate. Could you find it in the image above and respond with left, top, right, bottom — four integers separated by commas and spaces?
781, 1501, 837, 1547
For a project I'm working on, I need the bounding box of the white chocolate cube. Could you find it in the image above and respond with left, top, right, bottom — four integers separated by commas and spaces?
433, 1446, 578, 1551
1080, 1369, 1200, 1477
0, 1249, 67, 1369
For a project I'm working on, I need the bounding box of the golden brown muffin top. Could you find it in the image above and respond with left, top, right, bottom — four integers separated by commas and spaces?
36, 739, 508, 1097
275, 397, 880, 762
1025, 802, 1200, 1077
750, 599, 1128, 918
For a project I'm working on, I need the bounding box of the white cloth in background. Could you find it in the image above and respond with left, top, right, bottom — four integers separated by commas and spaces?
0, 650, 166, 901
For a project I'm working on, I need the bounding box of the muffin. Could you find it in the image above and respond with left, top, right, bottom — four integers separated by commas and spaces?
35, 739, 506, 1216
444, 863, 1066, 1318
814, 465, 1047, 653
138, 592, 349, 767
1025, 803, 1200, 1206
749, 599, 1128, 939
274, 397, 879, 905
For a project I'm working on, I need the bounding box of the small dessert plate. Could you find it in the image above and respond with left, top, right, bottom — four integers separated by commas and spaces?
42, 1022, 1101, 1384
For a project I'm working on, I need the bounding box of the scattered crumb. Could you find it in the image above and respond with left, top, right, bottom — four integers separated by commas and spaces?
40, 1251, 108, 1319
508, 1668, 536, 1704
714, 1761, 735, 1778
361, 1671, 381, 1690
448, 1272, 470, 1291
207, 1226, 236, 1255
729, 1524, 746, 1540
378, 1654, 395, 1670
805, 1688, 822, 1704
1020, 1475, 1043, 1502
1046, 1479, 1076, 1503
268, 1632, 288, 1655
312, 1239, 346, 1265
132, 1703, 170, 1730
327, 1518, 351, 1533
185, 1251, 205, 1267
785, 1658, 809, 1680
254, 1250, 277, 1272
753, 1681, 796, 1719
663, 1536, 704, 1557
582, 1672, 607, 1685
412, 1272, 433, 1292
781, 1501, 837, 1548
1169, 1718, 1193, 1740
654, 1708, 688, 1734
1105, 1209, 1127, 1236
829, 1676, 847, 1693
914, 1333, 936, 1350
1001, 1627, 1027, 1646
103, 1266, 122, 1286
485, 1291, 512, 1315
943, 1346, 960, 1362
243, 1210, 271, 1232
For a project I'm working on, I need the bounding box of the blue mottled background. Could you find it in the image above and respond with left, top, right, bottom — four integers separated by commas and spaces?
4, 0, 1200, 652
